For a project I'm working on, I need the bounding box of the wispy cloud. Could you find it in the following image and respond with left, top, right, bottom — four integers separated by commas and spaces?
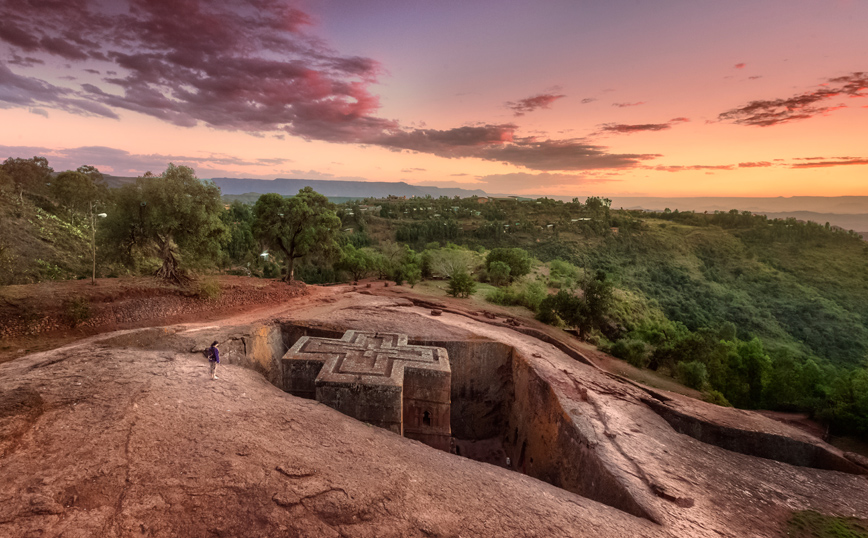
0, 144, 293, 178
612, 101, 646, 108
734, 63, 746, 69
790, 156, 868, 168
597, 117, 689, 135
8, 53, 43, 67
718, 71, 868, 126
649, 164, 735, 172
506, 93, 566, 116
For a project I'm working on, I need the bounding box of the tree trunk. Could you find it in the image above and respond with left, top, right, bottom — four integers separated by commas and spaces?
154, 238, 190, 285
276, 237, 294, 283
284, 256, 295, 282
91, 202, 96, 285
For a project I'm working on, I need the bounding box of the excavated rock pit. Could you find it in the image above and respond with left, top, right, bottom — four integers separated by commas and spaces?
4, 288, 868, 537
204, 320, 654, 518
203, 314, 868, 526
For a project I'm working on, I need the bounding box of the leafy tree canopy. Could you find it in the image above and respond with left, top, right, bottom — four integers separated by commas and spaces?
252, 187, 340, 282
50, 168, 108, 215
486, 247, 532, 281
102, 163, 227, 283
1, 156, 53, 200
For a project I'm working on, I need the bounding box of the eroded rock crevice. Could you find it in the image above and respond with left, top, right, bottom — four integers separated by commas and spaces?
642, 397, 868, 475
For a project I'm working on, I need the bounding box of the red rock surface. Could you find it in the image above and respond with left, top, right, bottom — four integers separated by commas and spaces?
1, 282, 867, 537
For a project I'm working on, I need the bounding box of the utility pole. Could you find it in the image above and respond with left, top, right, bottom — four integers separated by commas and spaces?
91, 201, 96, 285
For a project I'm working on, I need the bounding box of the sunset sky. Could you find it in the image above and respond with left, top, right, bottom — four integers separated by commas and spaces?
1, 0, 866, 197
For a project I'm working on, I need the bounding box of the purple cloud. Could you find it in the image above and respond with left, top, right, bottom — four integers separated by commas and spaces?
0, 63, 118, 118
597, 117, 689, 135
0, 1, 659, 173
8, 53, 43, 67
506, 93, 566, 116
0, 144, 296, 178
790, 157, 868, 168
649, 164, 735, 172
719, 72, 868, 126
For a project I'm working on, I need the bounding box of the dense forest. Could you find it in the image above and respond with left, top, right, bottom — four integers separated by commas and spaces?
2, 157, 867, 438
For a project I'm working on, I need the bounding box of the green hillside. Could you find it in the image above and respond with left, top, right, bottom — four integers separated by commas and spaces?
2, 160, 866, 437
544, 218, 868, 368
0, 187, 92, 285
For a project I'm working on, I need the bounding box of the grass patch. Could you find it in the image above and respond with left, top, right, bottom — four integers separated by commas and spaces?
196, 278, 222, 301
787, 510, 868, 538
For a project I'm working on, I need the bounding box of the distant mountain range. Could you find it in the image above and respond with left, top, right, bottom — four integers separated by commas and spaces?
104, 175, 488, 199
103, 175, 867, 236
604, 196, 868, 215
209, 177, 488, 199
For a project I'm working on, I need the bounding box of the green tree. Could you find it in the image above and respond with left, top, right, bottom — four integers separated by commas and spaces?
488, 260, 511, 286
485, 248, 532, 281
50, 169, 108, 215
102, 164, 227, 283
536, 271, 614, 338
1, 156, 53, 201
428, 246, 476, 278
336, 244, 376, 281
404, 262, 422, 287
447, 270, 476, 298
579, 270, 614, 336
252, 188, 340, 282
50, 167, 109, 284
537, 289, 584, 328
220, 200, 256, 265
676, 361, 709, 390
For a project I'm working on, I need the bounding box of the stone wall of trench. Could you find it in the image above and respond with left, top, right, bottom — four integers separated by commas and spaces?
407, 338, 655, 520
217, 323, 655, 519
221, 321, 866, 522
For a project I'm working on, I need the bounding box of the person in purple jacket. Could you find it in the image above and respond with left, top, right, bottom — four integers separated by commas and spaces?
208, 341, 220, 380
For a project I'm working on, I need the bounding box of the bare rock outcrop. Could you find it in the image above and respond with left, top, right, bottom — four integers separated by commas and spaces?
2, 288, 867, 537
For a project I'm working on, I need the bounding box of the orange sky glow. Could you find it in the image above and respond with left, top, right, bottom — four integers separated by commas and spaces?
1, 0, 866, 198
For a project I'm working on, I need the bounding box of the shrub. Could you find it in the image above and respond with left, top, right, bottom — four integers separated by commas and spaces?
676, 360, 709, 390
703, 389, 733, 407
262, 261, 280, 279
608, 338, 651, 368
486, 279, 547, 311
196, 278, 222, 301
404, 263, 422, 288
549, 259, 580, 289
64, 296, 91, 327
447, 271, 476, 298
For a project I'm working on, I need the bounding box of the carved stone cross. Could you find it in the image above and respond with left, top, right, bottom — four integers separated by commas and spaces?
283, 330, 451, 450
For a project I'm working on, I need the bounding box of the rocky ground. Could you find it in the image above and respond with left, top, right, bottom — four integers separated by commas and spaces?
1, 279, 867, 537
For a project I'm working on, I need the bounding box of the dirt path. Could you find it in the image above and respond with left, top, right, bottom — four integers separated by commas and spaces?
0, 276, 318, 364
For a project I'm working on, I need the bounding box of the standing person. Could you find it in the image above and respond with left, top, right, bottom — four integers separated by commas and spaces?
208, 341, 220, 380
